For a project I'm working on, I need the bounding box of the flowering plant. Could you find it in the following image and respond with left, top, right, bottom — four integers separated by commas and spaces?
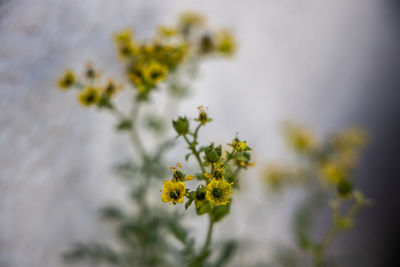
57, 12, 248, 267
263, 122, 371, 267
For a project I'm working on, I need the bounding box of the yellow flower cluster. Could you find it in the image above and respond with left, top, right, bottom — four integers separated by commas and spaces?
112, 11, 236, 100
161, 162, 232, 206
284, 122, 316, 154
269, 122, 368, 198
57, 63, 123, 108
58, 11, 237, 105
319, 128, 367, 186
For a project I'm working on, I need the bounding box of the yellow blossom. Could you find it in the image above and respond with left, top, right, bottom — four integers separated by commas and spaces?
144, 61, 168, 85
170, 162, 194, 182
216, 30, 236, 56
236, 141, 247, 152
158, 26, 178, 37
179, 11, 205, 34
284, 123, 316, 153
204, 163, 224, 180
127, 63, 145, 86
161, 180, 186, 205
78, 87, 101, 107
58, 70, 75, 89
103, 79, 122, 98
206, 179, 231, 206
320, 162, 346, 184
195, 106, 212, 125
114, 28, 134, 44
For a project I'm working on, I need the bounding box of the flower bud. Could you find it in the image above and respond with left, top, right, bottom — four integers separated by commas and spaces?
337, 179, 353, 198
172, 116, 189, 135
204, 144, 221, 163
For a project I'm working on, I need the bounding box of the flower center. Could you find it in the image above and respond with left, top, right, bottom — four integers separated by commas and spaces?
86, 93, 96, 103
174, 171, 184, 180
214, 170, 222, 179
169, 190, 181, 199
151, 71, 161, 79
65, 77, 73, 85
195, 191, 206, 201
212, 188, 222, 198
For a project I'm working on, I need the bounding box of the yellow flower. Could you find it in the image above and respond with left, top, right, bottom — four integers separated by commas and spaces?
216, 30, 236, 56
204, 163, 224, 180
127, 63, 145, 86
117, 42, 137, 59
158, 26, 178, 37
320, 162, 346, 184
179, 11, 205, 28
85, 62, 97, 80
206, 179, 231, 206
78, 87, 100, 107
161, 180, 186, 205
114, 28, 134, 44
144, 61, 168, 85
236, 141, 247, 152
170, 162, 194, 182
331, 128, 367, 152
113, 29, 137, 59
263, 164, 290, 189
284, 123, 316, 153
103, 79, 122, 98
58, 70, 75, 89
195, 106, 212, 125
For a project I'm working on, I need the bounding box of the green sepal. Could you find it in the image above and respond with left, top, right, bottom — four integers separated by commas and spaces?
195, 200, 212, 215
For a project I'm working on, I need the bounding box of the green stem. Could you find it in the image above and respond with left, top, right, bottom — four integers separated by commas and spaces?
223, 149, 236, 165
129, 102, 147, 160
183, 134, 206, 173
312, 224, 339, 267
199, 215, 215, 260
232, 166, 241, 177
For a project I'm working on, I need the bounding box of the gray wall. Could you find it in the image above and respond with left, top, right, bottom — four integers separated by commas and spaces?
0, 0, 394, 266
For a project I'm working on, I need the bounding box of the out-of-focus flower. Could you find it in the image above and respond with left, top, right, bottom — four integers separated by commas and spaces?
216, 30, 236, 56
103, 79, 122, 98
158, 26, 178, 37
284, 122, 316, 154
58, 70, 76, 89
78, 87, 101, 107
144, 61, 168, 85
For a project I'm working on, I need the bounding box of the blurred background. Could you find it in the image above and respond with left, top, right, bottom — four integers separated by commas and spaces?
1, 0, 399, 266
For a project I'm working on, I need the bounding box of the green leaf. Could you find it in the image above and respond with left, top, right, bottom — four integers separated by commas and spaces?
185, 198, 194, 210
168, 220, 187, 244
211, 204, 230, 222
195, 173, 206, 181
185, 153, 193, 161
116, 119, 132, 131
214, 241, 237, 267
101, 206, 125, 221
